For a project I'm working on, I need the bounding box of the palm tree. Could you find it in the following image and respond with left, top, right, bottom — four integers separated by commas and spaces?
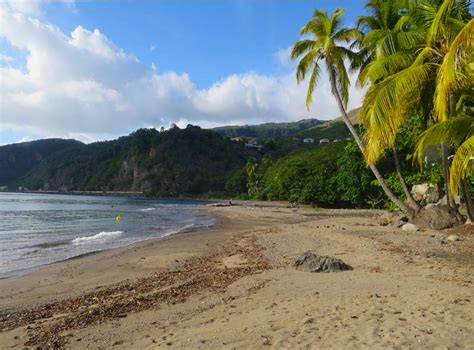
291, 8, 411, 214
358, 0, 472, 220
355, 0, 423, 210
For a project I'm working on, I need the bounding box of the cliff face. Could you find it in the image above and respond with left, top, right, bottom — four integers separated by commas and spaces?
0, 139, 84, 187
7, 126, 257, 196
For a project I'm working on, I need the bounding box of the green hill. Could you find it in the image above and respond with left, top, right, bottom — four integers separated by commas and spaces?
0, 139, 84, 187
213, 118, 323, 138
296, 108, 360, 141
15, 126, 258, 196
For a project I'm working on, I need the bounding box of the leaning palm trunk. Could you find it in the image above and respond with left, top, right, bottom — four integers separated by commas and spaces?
461, 179, 474, 223
441, 144, 455, 208
329, 73, 411, 215
441, 144, 464, 222
391, 145, 421, 211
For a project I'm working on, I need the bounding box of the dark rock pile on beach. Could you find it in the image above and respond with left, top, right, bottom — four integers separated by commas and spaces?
292, 252, 352, 272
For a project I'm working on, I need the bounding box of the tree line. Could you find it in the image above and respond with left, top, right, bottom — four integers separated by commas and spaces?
290, 0, 473, 222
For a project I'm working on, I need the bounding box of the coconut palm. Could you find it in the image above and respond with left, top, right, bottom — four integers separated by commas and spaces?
291, 8, 411, 214
355, 0, 424, 210
358, 0, 472, 219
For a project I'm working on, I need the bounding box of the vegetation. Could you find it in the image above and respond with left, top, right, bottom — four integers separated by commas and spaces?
355, 0, 473, 221
0, 139, 83, 187
291, 7, 412, 214
289, 0, 472, 222
213, 118, 323, 138
8, 126, 259, 196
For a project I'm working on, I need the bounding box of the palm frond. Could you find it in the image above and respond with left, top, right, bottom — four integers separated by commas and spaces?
434, 18, 474, 122
357, 15, 381, 32
361, 63, 436, 163
359, 51, 416, 86
329, 8, 345, 34
295, 49, 319, 83
450, 135, 474, 194
291, 39, 316, 59
305, 62, 321, 109
414, 116, 474, 164
427, 0, 456, 44
334, 58, 350, 107
333, 28, 361, 43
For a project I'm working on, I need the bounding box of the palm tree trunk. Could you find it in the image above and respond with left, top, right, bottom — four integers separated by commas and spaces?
461, 178, 474, 223
391, 144, 421, 211
328, 73, 411, 215
445, 95, 464, 222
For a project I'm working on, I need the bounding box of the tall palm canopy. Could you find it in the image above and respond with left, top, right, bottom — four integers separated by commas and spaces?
359, 0, 472, 166
291, 7, 412, 214
291, 8, 358, 109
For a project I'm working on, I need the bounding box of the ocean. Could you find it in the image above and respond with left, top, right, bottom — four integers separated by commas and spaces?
0, 192, 214, 278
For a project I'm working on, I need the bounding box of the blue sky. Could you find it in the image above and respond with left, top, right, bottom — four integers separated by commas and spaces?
0, 0, 366, 144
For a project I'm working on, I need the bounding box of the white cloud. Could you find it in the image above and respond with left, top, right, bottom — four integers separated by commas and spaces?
0, 0, 75, 16
275, 46, 293, 69
16, 135, 33, 143
0, 54, 14, 62
0, 5, 364, 142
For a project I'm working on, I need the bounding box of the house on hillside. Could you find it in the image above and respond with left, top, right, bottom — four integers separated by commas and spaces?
303, 138, 315, 144
244, 139, 263, 150
319, 138, 330, 144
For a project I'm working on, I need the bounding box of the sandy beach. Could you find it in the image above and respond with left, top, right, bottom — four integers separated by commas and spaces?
1, 202, 473, 349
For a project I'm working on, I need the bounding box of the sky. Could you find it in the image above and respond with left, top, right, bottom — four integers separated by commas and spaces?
0, 0, 366, 144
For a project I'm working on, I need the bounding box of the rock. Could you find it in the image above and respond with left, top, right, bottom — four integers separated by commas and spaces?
292, 252, 352, 273
446, 234, 461, 242
413, 205, 460, 230
389, 220, 406, 228
437, 194, 461, 206
402, 223, 420, 232
411, 183, 439, 204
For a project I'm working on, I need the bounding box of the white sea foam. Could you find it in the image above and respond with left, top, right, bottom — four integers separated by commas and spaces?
72, 231, 123, 244
137, 207, 156, 212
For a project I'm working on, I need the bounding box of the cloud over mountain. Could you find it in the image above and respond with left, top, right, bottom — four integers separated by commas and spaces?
0, 5, 364, 142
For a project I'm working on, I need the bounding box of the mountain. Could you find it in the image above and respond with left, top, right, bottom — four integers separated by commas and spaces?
0, 139, 84, 187
212, 118, 324, 138
296, 108, 360, 141
1, 109, 361, 196
13, 126, 258, 196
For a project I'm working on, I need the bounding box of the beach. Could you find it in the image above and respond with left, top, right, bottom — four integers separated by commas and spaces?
1, 202, 473, 349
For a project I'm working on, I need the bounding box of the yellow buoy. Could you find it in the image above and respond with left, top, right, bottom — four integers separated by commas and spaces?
115, 215, 121, 222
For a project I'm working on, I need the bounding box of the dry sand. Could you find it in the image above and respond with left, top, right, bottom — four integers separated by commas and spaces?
0, 202, 473, 349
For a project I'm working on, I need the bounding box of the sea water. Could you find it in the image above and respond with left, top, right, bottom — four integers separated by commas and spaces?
0, 192, 214, 278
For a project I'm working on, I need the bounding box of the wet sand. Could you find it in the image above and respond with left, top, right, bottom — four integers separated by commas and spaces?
1, 202, 473, 349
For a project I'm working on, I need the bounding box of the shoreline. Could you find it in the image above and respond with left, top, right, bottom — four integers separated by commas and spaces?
0, 190, 145, 198
0, 213, 217, 281
0, 204, 234, 310
1, 203, 473, 349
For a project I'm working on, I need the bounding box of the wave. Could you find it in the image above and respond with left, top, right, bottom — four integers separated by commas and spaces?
72, 231, 123, 244
34, 241, 69, 249
137, 207, 156, 212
